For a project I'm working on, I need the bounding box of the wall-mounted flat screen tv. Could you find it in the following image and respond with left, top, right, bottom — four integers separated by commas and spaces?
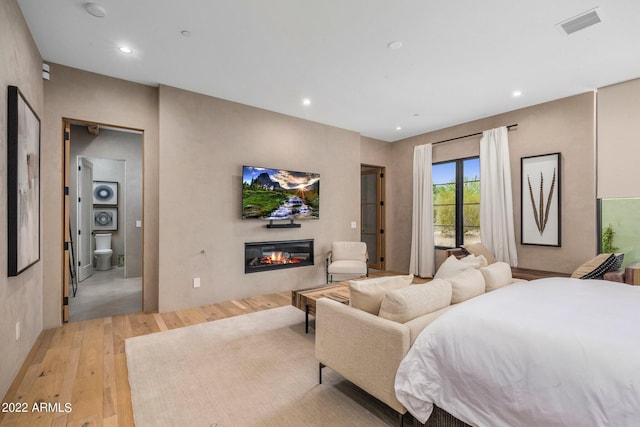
242, 166, 320, 220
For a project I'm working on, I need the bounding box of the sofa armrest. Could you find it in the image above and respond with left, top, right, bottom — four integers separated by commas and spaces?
316, 298, 410, 414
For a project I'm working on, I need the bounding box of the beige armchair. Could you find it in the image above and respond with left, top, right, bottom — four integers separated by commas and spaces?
326, 241, 368, 283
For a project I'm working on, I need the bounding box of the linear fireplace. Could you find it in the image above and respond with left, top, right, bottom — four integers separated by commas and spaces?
245, 239, 314, 274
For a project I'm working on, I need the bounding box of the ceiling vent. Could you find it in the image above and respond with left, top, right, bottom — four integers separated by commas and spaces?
558, 8, 601, 35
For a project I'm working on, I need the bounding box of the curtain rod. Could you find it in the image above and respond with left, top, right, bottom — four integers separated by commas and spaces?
431, 124, 518, 146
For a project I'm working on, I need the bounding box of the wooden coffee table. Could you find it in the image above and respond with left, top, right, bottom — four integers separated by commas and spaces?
291, 282, 350, 333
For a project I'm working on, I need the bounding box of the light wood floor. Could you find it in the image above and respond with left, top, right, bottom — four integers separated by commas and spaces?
0, 292, 291, 427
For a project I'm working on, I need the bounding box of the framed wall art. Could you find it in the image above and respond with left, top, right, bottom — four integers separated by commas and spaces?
93, 207, 118, 231
7, 86, 41, 276
521, 152, 561, 247
93, 181, 118, 205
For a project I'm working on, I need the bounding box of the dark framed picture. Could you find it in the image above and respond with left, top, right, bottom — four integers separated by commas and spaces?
93, 181, 118, 205
93, 207, 118, 231
7, 86, 41, 276
521, 152, 561, 247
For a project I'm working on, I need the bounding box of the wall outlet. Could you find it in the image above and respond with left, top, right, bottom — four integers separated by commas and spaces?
193, 277, 201, 288
15, 321, 20, 341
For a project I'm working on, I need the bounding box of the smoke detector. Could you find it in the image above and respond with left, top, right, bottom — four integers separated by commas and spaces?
85, 3, 106, 18
557, 8, 601, 35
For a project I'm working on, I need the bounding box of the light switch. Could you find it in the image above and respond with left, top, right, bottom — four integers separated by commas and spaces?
351, 221, 357, 229
136, 220, 142, 228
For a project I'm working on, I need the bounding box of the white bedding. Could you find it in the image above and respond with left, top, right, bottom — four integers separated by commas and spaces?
395, 278, 640, 426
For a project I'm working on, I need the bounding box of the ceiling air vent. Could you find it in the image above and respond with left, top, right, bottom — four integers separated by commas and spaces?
558, 8, 601, 35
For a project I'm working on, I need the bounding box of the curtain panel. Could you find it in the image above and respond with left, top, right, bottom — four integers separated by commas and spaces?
479, 126, 518, 266
409, 144, 435, 277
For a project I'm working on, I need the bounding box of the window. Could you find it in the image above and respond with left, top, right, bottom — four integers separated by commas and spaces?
599, 198, 640, 268
433, 157, 480, 248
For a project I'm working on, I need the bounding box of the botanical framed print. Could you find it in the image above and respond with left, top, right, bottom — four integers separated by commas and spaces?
521, 152, 561, 246
7, 86, 41, 276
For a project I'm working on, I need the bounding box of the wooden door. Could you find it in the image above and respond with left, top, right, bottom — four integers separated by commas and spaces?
63, 121, 70, 322
360, 166, 386, 270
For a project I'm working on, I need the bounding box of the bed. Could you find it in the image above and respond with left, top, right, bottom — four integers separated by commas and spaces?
394, 278, 640, 426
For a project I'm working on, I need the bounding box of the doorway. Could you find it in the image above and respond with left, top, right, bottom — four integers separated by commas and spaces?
361, 165, 386, 270
63, 120, 144, 322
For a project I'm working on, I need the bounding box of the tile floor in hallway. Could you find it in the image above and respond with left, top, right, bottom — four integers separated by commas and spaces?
70, 267, 142, 322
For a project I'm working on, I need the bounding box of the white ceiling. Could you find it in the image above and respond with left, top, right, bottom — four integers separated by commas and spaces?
17, 0, 640, 142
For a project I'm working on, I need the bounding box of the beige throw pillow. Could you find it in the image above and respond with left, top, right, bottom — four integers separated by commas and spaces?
434, 255, 474, 280
348, 274, 414, 315
480, 262, 513, 292
461, 243, 498, 264
378, 279, 452, 324
459, 254, 489, 268
448, 268, 486, 304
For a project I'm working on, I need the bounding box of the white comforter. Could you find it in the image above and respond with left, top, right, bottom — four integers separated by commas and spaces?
395, 278, 640, 426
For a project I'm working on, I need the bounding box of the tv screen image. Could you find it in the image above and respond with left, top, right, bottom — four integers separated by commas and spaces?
242, 166, 319, 220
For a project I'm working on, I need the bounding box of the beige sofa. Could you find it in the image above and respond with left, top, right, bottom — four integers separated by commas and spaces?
315, 260, 525, 421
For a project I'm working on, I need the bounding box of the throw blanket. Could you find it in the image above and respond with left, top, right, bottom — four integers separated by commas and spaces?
395, 278, 640, 426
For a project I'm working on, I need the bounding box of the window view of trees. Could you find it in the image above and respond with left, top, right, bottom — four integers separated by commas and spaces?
433, 158, 480, 248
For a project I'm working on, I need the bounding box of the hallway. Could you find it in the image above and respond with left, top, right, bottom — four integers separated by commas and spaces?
70, 268, 142, 322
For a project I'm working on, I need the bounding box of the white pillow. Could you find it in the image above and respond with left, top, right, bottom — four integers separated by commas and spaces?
448, 268, 486, 304
434, 255, 474, 280
378, 279, 452, 324
459, 254, 488, 268
348, 274, 414, 315
480, 262, 513, 292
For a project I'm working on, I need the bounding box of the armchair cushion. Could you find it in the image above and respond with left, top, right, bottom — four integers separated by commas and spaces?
348, 275, 413, 315
327, 260, 368, 275
378, 279, 452, 324
331, 241, 367, 262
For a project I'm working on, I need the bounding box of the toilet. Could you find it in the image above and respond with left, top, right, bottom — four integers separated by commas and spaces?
94, 233, 113, 271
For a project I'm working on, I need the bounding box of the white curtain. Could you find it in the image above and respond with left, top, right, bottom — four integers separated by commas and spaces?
480, 127, 518, 266
409, 144, 435, 277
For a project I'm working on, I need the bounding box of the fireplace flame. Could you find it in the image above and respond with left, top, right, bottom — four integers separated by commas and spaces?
271, 251, 284, 262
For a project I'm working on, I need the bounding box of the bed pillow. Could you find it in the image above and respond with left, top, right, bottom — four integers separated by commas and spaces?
461, 243, 498, 264
448, 268, 486, 304
434, 255, 474, 280
480, 262, 513, 292
378, 279, 453, 324
348, 274, 414, 315
571, 253, 624, 280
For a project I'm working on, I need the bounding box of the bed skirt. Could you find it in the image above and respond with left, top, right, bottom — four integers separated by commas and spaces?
423, 406, 472, 427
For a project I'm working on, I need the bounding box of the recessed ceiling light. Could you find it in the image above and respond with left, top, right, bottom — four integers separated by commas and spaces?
413, 113, 420, 117
387, 41, 403, 50
512, 90, 522, 97
302, 98, 311, 106
181, 30, 192, 38
119, 46, 132, 54
85, 2, 106, 18
396, 126, 402, 131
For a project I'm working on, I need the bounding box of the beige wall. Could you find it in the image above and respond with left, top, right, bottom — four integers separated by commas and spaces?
597, 78, 640, 198
42, 64, 160, 326
388, 92, 597, 274
0, 0, 44, 400
360, 136, 391, 167
158, 85, 360, 312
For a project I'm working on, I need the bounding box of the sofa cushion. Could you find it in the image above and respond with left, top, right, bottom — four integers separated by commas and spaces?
571, 253, 623, 280
448, 268, 486, 304
460, 254, 488, 268
348, 274, 413, 315
434, 255, 474, 280
378, 279, 452, 324
405, 306, 454, 345
461, 243, 498, 264
480, 261, 514, 292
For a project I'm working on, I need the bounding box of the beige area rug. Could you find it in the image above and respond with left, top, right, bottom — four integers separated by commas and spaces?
125, 306, 398, 426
